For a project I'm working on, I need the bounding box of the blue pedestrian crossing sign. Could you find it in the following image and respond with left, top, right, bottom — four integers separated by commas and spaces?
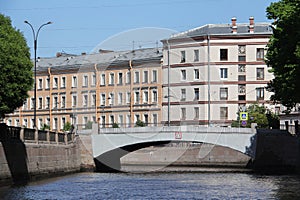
240, 112, 248, 120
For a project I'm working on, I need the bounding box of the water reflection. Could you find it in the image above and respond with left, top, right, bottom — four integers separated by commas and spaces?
0, 171, 300, 199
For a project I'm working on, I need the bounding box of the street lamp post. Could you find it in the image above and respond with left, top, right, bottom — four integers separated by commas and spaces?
24, 20, 52, 128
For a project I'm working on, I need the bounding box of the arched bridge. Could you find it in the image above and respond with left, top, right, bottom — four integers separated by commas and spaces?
91, 126, 256, 172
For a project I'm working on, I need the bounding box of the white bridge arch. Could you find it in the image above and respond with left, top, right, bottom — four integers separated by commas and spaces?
91, 126, 256, 172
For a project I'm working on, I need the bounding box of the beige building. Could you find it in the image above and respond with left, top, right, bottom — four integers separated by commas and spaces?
5, 48, 163, 130
161, 17, 274, 126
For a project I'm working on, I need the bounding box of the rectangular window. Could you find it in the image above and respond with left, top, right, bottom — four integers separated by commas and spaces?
238, 45, 246, 55
152, 70, 157, 83
83, 75, 88, 87
238, 75, 246, 81
238, 56, 246, 62
53, 118, 58, 130
143, 71, 148, 83
256, 48, 265, 60
181, 108, 186, 120
194, 88, 199, 100
180, 51, 186, 63
53, 96, 58, 109
220, 49, 228, 61
220, 88, 228, 100
38, 97, 42, 109
238, 84, 246, 94
238, 95, 246, 101
30, 98, 34, 109
83, 95, 88, 107
72, 76, 77, 88
101, 74, 106, 86
46, 97, 50, 109
144, 114, 149, 126
238, 64, 246, 73
92, 74, 96, 86
118, 93, 123, 105
143, 90, 148, 103
126, 92, 131, 104
91, 94, 96, 106
181, 70, 186, 81
220, 68, 228, 79
61, 96, 66, 108
194, 107, 199, 119
134, 71, 139, 83
72, 95, 77, 107
153, 114, 158, 126
101, 94, 106, 106
118, 72, 123, 85
181, 89, 186, 101
256, 87, 265, 100
38, 78, 43, 90
256, 68, 264, 80
152, 90, 157, 103
126, 72, 131, 84
118, 115, 124, 127
194, 69, 199, 80
46, 77, 50, 89
53, 77, 58, 88
135, 91, 140, 104
109, 73, 114, 85
109, 93, 114, 105
61, 117, 66, 130
194, 49, 199, 62
61, 77, 66, 88
220, 107, 228, 119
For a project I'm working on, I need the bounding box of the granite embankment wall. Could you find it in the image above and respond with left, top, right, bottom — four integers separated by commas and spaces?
121, 143, 250, 167
253, 129, 300, 173
0, 124, 82, 186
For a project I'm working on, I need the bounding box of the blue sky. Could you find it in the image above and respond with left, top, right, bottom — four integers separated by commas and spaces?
0, 0, 277, 58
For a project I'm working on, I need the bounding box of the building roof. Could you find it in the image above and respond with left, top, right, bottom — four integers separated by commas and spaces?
167, 22, 273, 40
36, 48, 162, 72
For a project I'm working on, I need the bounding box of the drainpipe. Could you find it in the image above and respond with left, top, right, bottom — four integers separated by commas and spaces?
48, 67, 52, 131
207, 35, 211, 126
167, 40, 170, 127
129, 60, 133, 127
94, 64, 100, 132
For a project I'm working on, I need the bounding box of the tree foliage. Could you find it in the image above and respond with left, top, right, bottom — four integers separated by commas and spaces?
0, 14, 33, 119
231, 104, 279, 129
265, 0, 300, 110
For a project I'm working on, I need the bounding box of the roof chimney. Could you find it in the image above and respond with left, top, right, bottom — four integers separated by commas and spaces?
56, 52, 62, 57
231, 17, 237, 34
249, 16, 254, 33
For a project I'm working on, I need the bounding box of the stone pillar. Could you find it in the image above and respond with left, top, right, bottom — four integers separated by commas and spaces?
34, 128, 38, 144
20, 127, 24, 142
294, 120, 299, 136
47, 130, 50, 144
64, 132, 68, 145
55, 131, 59, 144
285, 121, 289, 132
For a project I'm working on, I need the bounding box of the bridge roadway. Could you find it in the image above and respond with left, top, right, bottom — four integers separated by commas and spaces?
91, 126, 256, 172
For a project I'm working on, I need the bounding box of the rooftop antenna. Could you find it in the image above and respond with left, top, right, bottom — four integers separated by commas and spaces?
132, 41, 135, 52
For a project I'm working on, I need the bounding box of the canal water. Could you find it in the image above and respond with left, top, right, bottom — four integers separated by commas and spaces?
1, 170, 300, 199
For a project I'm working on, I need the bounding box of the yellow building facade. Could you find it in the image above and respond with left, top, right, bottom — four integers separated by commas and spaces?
5, 48, 163, 131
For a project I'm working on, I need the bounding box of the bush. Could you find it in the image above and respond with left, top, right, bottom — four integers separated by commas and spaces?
135, 120, 145, 127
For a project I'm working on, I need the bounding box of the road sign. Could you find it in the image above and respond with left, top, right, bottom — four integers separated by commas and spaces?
175, 132, 182, 139
240, 112, 248, 121
241, 120, 247, 126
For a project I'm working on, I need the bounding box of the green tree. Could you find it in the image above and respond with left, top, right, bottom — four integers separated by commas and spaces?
0, 14, 33, 119
41, 123, 50, 131
84, 121, 93, 129
63, 121, 72, 131
231, 104, 279, 129
135, 119, 145, 127
112, 122, 119, 128
265, 0, 300, 110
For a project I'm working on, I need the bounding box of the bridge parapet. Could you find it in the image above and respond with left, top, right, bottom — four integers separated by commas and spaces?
99, 126, 256, 135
